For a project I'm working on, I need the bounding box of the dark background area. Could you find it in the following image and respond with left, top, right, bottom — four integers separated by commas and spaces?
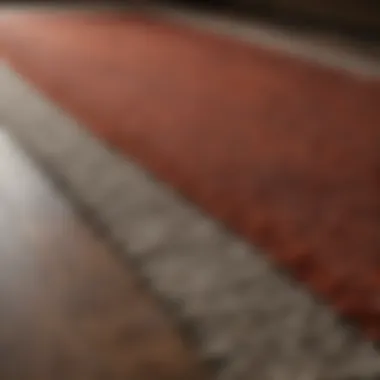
165, 0, 380, 37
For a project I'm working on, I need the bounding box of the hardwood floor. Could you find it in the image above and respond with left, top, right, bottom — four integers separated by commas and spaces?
0, 130, 207, 380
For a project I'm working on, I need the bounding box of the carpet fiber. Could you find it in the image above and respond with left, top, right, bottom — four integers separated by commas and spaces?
1, 12, 379, 338
1, 64, 380, 380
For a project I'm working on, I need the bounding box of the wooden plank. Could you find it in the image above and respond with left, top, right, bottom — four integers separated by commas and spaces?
0, 130, 207, 380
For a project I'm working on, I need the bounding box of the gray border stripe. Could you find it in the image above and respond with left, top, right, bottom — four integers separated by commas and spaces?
0, 65, 379, 380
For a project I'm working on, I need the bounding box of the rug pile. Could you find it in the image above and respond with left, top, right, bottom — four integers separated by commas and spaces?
0, 11, 379, 379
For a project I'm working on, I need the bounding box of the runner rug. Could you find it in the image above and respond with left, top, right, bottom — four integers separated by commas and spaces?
0, 10, 379, 343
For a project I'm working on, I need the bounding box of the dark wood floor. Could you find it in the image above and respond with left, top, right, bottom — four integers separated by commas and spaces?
0, 130, 207, 380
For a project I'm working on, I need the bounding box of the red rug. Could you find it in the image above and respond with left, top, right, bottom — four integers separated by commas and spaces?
1, 13, 380, 338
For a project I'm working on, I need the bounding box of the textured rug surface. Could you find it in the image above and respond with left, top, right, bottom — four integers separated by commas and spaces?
1, 64, 380, 380
1, 12, 379, 339
0, 66, 380, 380
1, 10, 380, 379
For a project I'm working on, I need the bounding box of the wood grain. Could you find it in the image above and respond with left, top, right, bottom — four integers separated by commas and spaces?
0, 130, 207, 380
